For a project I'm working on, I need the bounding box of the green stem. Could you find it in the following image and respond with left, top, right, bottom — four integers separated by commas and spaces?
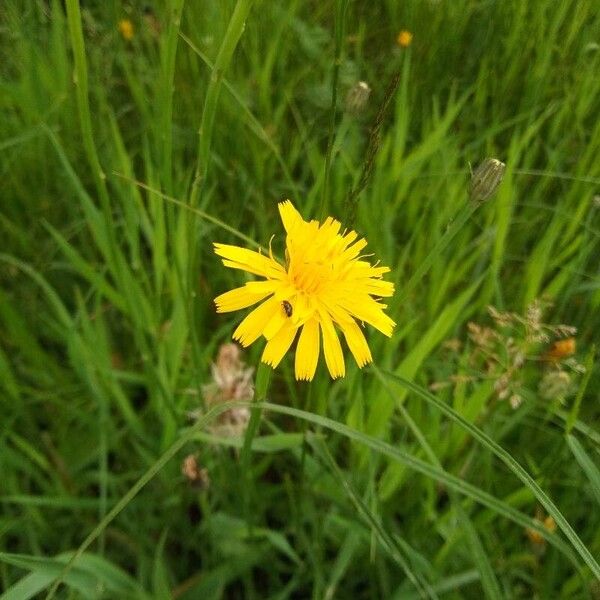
297, 379, 315, 500
392, 200, 479, 312
373, 365, 502, 599
319, 0, 349, 219
240, 362, 272, 531
185, 0, 255, 414
189, 0, 255, 210
377, 369, 600, 581
343, 69, 402, 226
566, 345, 595, 434
46, 398, 587, 595
64, 0, 110, 215
44, 400, 249, 599
159, 0, 185, 195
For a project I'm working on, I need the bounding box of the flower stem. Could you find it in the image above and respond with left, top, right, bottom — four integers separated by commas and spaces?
319, 0, 349, 219
240, 361, 272, 531
298, 378, 316, 489
391, 200, 479, 312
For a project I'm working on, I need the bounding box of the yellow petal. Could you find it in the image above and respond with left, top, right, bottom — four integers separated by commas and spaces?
278, 200, 303, 234
214, 281, 276, 313
263, 301, 290, 340
273, 283, 298, 300
342, 237, 368, 260
363, 279, 395, 297
318, 217, 341, 241
340, 229, 358, 249
295, 318, 320, 381
292, 292, 314, 325
339, 319, 372, 368
318, 308, 345, 379
318, 295, 354, 326
214, 243, 284, 278
232, 297, 279, 347
261, 323, 297, 368
338, 295, 396, 337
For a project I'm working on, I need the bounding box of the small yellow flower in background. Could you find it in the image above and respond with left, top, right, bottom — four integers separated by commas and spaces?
545, 337, 576, 361
214, 201, 395, 381
118, 19, 134, 41
526, 514, 557, 546
396, 30, 413, 48
543, 515, 557, 533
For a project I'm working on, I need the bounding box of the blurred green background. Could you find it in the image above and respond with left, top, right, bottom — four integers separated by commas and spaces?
1, 0, 600, 598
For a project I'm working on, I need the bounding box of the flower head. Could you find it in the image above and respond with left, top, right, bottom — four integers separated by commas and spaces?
545, 337, 576, 361
214, 201, 395, 381
526, 513, 556, 546
396, 30, 413, 48
118, 19, 134, 41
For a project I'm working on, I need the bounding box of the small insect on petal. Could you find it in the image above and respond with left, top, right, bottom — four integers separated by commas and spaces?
282, 300, 293, 317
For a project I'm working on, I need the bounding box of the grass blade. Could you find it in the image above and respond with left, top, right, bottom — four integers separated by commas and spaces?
378, 369, 600, 579
566, 434, 600, 506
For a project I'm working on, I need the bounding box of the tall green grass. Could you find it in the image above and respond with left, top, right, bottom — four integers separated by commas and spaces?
1, 0, 600, 597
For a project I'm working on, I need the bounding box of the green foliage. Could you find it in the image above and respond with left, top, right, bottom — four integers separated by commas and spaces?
1, 0, 600, 597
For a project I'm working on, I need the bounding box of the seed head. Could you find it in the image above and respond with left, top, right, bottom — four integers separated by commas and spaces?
197, 343, 254, 438
509, 394, 523, 409
181, 454, 210, 489
470, 158, 506, 203
539, 370, 573, 401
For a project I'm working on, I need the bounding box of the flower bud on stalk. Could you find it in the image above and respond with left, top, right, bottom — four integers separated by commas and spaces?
470, 158, 506, 203
345, 81, 371, 115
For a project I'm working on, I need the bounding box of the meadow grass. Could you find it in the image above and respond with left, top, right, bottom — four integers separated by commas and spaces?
1, 0, 600, 598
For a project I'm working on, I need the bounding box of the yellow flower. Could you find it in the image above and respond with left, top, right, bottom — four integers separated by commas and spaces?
214, 201, 395, 381
545, 337, 576, 361
396, 30, 413, 48
118, 19, 134, 41
526, 515, 557, 545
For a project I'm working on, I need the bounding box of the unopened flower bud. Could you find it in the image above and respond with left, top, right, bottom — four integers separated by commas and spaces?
345, 81, 371, 115
470, 158, 506, 203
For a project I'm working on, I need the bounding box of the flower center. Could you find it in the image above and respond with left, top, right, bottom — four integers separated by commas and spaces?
289, 259, 332, 295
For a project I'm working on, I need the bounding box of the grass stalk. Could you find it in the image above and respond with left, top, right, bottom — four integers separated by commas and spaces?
320, 0, 349, 219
